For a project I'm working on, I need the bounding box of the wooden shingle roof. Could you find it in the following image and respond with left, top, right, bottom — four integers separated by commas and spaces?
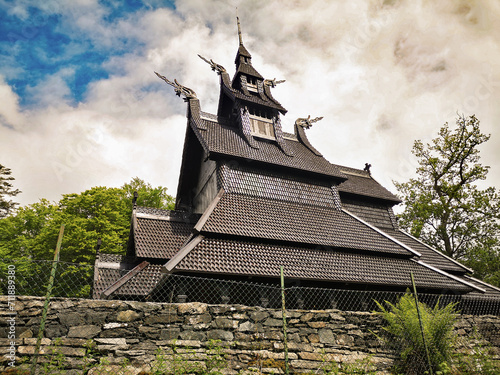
382, 229, 471, 274
93, 261, 164, 298
193, 118, 347, 180
337, 166, 401, 203
218, 162, 341, 209
199, 192, 415, 256
133, 207, 198, 259
341, 200, 471, 274
170, 237, 473, 292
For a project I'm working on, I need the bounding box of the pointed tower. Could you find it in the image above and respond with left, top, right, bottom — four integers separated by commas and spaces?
211, 18, 292, 154
233, 16, 264, 92
170, 17, 350, 214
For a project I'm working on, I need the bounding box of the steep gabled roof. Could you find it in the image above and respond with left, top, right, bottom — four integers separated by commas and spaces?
93, 257, 164, 298
191, 117, 347, 180
342, 199, 397, 230
231, 88, 287, 112
132, 207, 199, 259
337, 166, 401, 203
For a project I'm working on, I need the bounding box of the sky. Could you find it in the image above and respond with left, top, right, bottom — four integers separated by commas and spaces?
1, 0, 500, 209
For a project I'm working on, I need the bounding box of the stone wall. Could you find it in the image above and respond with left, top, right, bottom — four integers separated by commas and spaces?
1, 296, 499, 374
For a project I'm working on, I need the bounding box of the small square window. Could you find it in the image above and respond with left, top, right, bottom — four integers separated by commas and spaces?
249, 115, 275, 139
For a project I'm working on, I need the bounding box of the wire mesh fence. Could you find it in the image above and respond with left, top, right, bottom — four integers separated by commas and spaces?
0, 258, 94, 298
2, 258, 500, 315
2, 258, 500, 374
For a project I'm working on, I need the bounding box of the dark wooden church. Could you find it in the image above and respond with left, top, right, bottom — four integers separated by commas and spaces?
93, 19, 500, 310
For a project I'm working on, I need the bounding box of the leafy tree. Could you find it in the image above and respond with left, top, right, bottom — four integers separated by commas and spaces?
0, 178, 174, 297
0, 178, 175, 263
0, 199, 57, 258
35, 186, 131, 263
394, 115, 500, 284
121, 176, 175, 211
0, 164, 21, 218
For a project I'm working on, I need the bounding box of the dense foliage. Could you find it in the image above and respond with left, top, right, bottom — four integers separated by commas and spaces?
0, 177, 174, 297
0, 177, 174, 263
394, 115, 500, 285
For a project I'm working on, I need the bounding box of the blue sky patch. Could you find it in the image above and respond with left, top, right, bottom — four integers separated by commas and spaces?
0, 1, 175, 107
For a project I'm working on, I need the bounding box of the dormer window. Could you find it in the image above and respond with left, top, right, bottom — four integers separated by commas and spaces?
246, 76, 258, 93
248, 107, 275, 140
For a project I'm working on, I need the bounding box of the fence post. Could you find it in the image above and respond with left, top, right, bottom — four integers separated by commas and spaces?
411, 271, 433, 375
280, 266, 289, 375
30, 225, 64, 375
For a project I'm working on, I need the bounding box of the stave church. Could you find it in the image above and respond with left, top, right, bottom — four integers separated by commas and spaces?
93, 19, 500, 312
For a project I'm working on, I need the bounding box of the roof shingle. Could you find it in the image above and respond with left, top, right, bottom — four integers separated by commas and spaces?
174, 237, 472, 292
134, 208, 196, 259
219, 163, 341, 209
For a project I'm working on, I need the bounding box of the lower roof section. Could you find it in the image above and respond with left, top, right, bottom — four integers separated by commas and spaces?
381, 228, 471, 274
201, 192, 415, 256
341, 200, 471, 275
461, 275, 500, 300
93, 263, 163, 298
337, 165, 401, 203
133, 207, 198, 259
169, 236, 474, 293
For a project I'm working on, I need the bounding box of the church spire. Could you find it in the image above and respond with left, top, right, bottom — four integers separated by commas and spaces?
233, 16, 261, 81
237, 15, 243, 46
234, 15, 253, 64
228, 15, 287, 115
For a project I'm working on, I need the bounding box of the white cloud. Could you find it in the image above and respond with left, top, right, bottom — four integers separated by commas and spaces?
3, 0, 500, 208
0, 76, 24, 128
25, 68, 75, 108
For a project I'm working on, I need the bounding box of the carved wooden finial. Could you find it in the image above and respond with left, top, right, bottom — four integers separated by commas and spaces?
264, 78, 286, 88
364, 163, 372, 174
198, 54, 227, 75
155, 72, 197, 101
295, 115, 324, 129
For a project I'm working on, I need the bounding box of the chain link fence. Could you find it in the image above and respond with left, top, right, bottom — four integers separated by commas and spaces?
2, 258, 500, 374
2, 258, 498, 315
0, 258, 94, 298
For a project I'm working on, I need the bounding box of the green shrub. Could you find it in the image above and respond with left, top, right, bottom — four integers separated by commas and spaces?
375, 292, 458, 374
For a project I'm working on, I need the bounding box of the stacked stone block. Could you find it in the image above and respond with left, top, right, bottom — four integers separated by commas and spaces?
1, 296, 499, 374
